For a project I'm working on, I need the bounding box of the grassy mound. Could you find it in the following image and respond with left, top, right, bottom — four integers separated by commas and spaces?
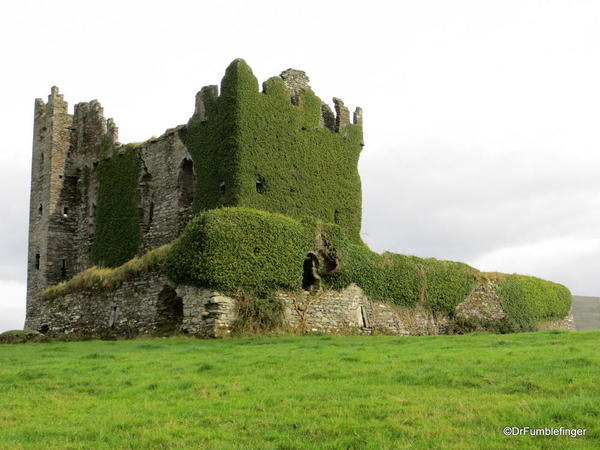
0, 329, 45, 344
43, 245, 170, 300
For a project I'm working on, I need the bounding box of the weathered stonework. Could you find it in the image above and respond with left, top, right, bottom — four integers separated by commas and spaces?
32, 275, 573, 339
33, 273, 235, 338
455, 281, 506, 322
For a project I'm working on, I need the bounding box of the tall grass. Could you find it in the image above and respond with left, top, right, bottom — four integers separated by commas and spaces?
42, 245, 171, 300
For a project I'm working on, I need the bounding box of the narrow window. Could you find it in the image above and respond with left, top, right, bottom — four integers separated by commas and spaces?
35, 254, 40, 270
38, 204, 43, 216
40, 152, 44, 164
256, 176, 266, 194
360, 306, 369, 328
63, 207, 69, 217
177, 158, 194, 207
92, 203, 97, 218
61, 259, 67, 279
109, 306, 118, 328
148, 202, 154, 225
219, 181, 226, 194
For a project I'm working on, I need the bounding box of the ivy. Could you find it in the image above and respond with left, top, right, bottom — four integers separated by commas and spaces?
85, 59, 571, 331
91, 144, 142, 267
497, 274, 571, 328
163, 207, 314, 296
179, 59, 364, 240
165, 208, 477, 312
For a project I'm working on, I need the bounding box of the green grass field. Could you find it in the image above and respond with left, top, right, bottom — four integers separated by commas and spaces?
0, 332, 598, 449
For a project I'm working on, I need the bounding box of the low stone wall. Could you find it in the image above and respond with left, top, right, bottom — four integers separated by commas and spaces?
33, 273, 173, 337
29, 274, 574, 338
278, 285, 447, 335
175, 286, 236, 337
32, 273, 235, 338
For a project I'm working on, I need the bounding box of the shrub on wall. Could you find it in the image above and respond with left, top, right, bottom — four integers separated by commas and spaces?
163, 208, 571, 325
163, 207, 315, 295
497, 274, 571, 328
163, 208, 479, 315
421, 259, 478, 313
91, 144, 142, 267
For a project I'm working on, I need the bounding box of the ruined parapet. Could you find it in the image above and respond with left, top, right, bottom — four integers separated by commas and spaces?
333, 97, 350, 132
279, 68, 362, 135
280, 69, 310, 105
353, 107, 363, 126
191, 85, 219, 123
71, 100, 112, 160
320, 103, 336, 131
106, 118, 119, 144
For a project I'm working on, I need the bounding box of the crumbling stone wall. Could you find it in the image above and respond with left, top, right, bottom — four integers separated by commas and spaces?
32, 273, 234, 338
33, 276, 573, 339
136, 129, 195, 253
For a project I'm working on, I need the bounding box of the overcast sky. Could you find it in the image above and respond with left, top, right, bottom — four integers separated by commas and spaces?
1, 0, 599, 332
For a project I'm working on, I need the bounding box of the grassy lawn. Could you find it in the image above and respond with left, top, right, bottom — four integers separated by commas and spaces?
0, 331, 598, 449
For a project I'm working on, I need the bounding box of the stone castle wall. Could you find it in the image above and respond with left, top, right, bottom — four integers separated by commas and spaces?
33, 274, 574, 338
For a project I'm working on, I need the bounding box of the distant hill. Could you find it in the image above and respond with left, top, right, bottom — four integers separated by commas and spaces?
571, 296, 600, 330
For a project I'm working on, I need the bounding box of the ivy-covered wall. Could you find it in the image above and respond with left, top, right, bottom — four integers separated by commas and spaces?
497, 274, 572, 329
164, 207, 571, 328
164, 207, 313, 295
179, 59, 364, 239
91, 144, 142, 267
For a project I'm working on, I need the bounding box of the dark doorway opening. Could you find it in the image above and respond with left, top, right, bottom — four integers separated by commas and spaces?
156, 286, 184, 333
302, 253, 321, 292
177, 158, 194, 207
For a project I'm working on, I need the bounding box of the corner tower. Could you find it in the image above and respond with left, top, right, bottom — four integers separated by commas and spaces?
26, 87, 74, 329
25, 88, 118, 330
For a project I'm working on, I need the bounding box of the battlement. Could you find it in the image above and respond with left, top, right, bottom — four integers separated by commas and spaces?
191, 61, 362, 135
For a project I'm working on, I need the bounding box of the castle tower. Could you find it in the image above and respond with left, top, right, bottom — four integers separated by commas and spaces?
181, 59, 365, 238
25, 86, 121, 329
25, 87, 74, 329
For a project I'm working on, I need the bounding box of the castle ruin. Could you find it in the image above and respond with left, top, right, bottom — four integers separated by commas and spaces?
25, 60, 573, 337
